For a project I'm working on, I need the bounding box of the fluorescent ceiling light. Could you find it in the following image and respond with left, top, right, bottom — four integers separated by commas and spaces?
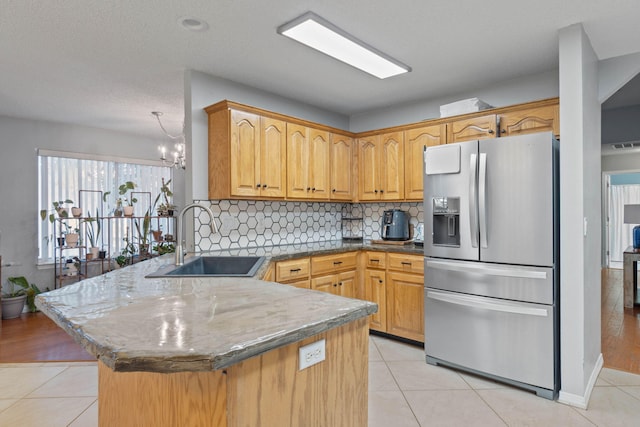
277, 12, 411, 79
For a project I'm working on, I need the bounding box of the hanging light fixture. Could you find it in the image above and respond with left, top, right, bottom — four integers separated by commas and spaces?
152, 111, 186, 169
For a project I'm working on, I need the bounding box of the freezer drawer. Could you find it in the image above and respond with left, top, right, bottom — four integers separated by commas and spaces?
425, 258, 554, 305
425, 289, 556, 391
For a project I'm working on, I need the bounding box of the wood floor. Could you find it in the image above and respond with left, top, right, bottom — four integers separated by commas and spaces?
601, 268, 640, 374
0, 312, 94, 363
0, 269, 639, 375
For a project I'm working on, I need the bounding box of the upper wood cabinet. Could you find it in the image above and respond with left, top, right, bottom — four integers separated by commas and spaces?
498, 104, 559, 138
206, 98, 558, 202
446, 114, 497, 143
404, 124, 445, 200
330, 133, 355, 201
207, 107, 286, 199
287, 124, 331, 200
358, 132, 404, 201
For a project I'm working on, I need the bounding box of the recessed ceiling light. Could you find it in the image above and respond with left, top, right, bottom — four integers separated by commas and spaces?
178, 16, 209, 32
277, 12, 411, 79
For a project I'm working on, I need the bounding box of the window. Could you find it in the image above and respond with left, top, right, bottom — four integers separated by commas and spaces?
38, 151, 172, 263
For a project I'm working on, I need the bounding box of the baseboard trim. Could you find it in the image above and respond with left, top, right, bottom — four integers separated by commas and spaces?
557, 353, 603, 409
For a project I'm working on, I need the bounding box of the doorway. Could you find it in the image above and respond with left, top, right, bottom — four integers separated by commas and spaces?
604, 171, 640, 269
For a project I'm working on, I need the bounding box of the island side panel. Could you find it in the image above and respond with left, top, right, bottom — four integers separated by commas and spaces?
98, 363, 228, 427
226, 317, 369, 427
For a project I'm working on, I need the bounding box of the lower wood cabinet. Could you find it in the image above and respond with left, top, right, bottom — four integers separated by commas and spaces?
364, 268, 387, 332
275, 258, 311, 288
311, 252, 358, 298
362, 251, 424, 342
271, 250, 424, 342
386, 271, 424, 342
312, 270, 357, 298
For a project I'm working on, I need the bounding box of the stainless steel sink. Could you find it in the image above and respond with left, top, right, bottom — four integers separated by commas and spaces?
147, 256, 265, 278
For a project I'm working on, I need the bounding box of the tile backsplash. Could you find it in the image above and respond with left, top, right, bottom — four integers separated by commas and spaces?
194, 200, 423, 251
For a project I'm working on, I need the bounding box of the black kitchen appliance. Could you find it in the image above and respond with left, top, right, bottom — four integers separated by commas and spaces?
381, 209, 410, 241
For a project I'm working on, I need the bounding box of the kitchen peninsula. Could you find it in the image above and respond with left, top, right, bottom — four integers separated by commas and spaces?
36, 253, 377, 427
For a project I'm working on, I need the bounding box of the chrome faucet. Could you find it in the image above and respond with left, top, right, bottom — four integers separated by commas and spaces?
175, 203, 217, 266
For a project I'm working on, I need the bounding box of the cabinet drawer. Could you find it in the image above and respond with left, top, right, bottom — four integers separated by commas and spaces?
364, 251, 386, 269
387, 253, 424, 274
276, 258, 310, 282
311, 252, 358, 276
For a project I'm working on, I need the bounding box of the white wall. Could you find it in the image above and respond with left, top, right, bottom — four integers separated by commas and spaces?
349, 69, 559, 132
0, 116, 184, 291
557, 24, 602, 408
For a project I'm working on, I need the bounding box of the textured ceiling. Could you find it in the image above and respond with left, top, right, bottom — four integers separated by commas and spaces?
1, 0, 640, 139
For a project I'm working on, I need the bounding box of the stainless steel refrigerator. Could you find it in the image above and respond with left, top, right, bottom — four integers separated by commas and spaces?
423, 131, 559, 399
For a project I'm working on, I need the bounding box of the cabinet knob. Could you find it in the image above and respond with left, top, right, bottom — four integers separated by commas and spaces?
312, 187, 316, 192
307, 187, 311, 191
378, 280, 383, 284
501, 129, 506, 134
262, 184, 267, 188
374, 189, 378, 193
488, 129, 495, 134
380, 189, 384, 193
333, 283, 338, 287
339, 282, 343, 286
332, 189, 336, 192
256, 183, 261, 188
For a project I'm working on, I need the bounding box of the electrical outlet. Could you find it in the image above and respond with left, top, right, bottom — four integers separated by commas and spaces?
299, 339, 326, 370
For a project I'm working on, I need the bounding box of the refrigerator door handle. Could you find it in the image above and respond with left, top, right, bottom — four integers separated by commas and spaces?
427, 290, 549, 317
426, 259, 548, 279
469, 153, 479, 248
479, 152, 488, 249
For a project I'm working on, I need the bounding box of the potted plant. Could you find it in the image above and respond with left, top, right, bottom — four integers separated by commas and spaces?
65, 226, 80, 247
118, 181, 137, 216
71, 206, 82, 218
153, 241, 175, 255
155, 178, 175, 216
39, 199, 74, 221
84, 210, 101, 259
114, 198, 124, 217
135, 210, 152, 258
1, 276, 43, 319
40, 199, 74, 248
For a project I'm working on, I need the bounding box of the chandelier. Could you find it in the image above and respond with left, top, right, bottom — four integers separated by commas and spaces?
152, 111, 186, 169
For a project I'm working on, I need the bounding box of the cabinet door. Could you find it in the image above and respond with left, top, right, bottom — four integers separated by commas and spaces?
404, 125, 444, 200
260, 117, 287, 198
286, 123, 309, 199
230, 110, 261, 197
308, 128, 331, 199
499, 105, 559, 138
330, 134, 354, 201
311, 274, 337, 294
447, 114, 497, 143
364, 269, 387, 332
337, 270, 357, 299
379, 132, 404, 200
386, 271, 424, 342
358, 136, 380, 201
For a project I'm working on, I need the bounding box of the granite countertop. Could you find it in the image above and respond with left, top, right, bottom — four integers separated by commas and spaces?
203, 239, 424, 278
36, 240, 417, 374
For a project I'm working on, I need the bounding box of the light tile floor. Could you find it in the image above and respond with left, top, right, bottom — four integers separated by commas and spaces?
2, 336, 640, 426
